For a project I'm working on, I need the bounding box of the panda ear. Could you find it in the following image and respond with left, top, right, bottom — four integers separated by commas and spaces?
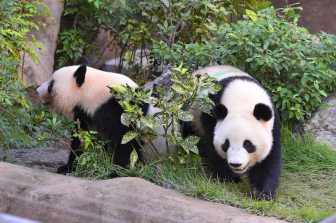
212, 104, 228, 120
73, 65, 87, 87
253, 103, 272, 121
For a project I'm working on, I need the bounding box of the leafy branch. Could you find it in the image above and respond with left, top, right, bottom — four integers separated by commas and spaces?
110, 64, 221, 163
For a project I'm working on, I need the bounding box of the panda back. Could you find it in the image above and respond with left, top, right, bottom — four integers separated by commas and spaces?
193, 65, 249, 80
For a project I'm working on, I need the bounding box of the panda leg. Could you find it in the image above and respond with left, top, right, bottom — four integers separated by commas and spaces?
111, 142, 136, 167
57, 134, 81, 174
248, 151, 281, 200
249, 116, 281, 200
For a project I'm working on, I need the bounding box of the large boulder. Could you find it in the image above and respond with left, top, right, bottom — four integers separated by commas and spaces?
20, 0, 64, 86
304, 93, 336, 150
0, 162, 287, 223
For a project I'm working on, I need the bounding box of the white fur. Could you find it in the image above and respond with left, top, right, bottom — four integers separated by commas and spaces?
192, 65, 274, 174
37, 65, 174, 161
213, 79, 274, 174
190, 65, 249, 135
193, 65, 249, 80
37, 65, 138, 119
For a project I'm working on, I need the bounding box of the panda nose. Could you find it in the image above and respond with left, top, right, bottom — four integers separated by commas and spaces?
229, 163, 242, 168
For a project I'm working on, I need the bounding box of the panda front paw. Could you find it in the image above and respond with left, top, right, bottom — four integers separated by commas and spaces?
252, 188, 275, 201
56, 164, 72, 174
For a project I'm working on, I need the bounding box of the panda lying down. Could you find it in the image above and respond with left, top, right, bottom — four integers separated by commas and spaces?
37, 64, 281, 200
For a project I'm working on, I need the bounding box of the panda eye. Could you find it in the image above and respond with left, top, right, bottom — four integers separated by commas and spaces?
243, 140, 256, 153
221, 139, 230, 152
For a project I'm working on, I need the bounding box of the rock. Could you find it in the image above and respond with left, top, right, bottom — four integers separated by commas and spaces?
0, 162, 287, 223
88, 30, 121, 68
321, 214, 336, 223
143, 65, 173, 92
0, 147, 69, 173
20, 0, 64, 86
304, 93, 336, 150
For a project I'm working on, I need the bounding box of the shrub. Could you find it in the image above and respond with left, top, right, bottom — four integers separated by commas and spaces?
152, 6, 336, 121
215, 7, 336, 120
0, 0, 71, 149
72, 130, 115, 179
0, 0, 48, 61
58, 0, 270, 71
110, 64, 221, 163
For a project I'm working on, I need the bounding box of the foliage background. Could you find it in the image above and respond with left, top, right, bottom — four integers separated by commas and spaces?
1, 1, 336, 222
58, 0, 336, 121
0, 0, 71, 149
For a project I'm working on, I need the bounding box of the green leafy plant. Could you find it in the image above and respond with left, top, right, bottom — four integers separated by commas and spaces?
152, 6, 336, 121
213, 6, 336, 120
110, 64, 221, 163
0, 1, 71, 150
72, 130, 115, 179
56, 30, 86, 68
0, 0, 49, 61
57, 0, 270, 74
0, 55, 72, 149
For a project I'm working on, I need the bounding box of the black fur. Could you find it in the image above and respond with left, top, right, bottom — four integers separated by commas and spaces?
48, 80, 54, 94
212, 104, 228, 120
57, 96, 149, 173
56, 131, 81, 173
187, 75, 281, 200
243, 140, 256, 153
221, 139, 230, 152
73, 65, 86, 87
248, 110, 281, 200
253, 103, 272, 121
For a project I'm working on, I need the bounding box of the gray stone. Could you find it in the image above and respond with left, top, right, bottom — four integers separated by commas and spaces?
0, 162, 287, 223
0, 147, 69, 173
321, 214, 336, 223
304, 93, 336, 150
144, 65, 173, 92
20, 0, 64, 86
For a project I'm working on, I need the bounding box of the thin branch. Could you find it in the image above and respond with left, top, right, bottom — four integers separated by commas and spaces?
0, 107, 17, 118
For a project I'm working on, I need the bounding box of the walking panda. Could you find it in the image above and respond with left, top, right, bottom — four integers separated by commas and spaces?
188, 65, 281, 200
37, 65, 170, 173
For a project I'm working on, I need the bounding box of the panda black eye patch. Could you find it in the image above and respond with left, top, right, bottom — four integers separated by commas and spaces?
212, 104, 228, 120
243, 140, 256, 153
221, 139, 230, 152
48, 80, 54, 94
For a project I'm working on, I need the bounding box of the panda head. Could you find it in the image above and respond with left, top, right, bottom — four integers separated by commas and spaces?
212, 103, 274, 174
37, 65, 138, 119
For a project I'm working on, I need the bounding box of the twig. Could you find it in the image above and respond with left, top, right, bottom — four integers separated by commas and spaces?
0, 107, 17, 118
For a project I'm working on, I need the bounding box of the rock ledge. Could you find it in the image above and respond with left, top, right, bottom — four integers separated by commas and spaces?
0, 162, 287, 223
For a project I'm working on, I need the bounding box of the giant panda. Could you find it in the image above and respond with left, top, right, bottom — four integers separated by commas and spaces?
37, 65, 170, 173
187, 65, 281, 200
